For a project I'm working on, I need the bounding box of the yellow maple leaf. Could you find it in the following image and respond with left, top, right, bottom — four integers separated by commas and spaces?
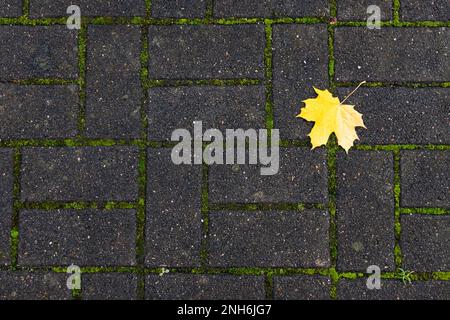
297, 82, 367, 153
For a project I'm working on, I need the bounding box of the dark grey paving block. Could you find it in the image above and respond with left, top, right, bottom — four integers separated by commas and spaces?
0, 85, 78, 139
0, 149, 13, 266
214, 0, 329, 17
0, 272, 71, 300
272, 24, 328, 140
148, 86, 266, 140
145, 274, 265, 300
401, 0, 450, 21
82, 273, 138, 300
0, 0, 22, 17
337, 0, 392, 21
336, 87, 450, 145
145, 149, 202, 267
86, 26, 142, 139
208, 210, 330, 268
336, 151, 395, 272
273, 276, 331, 300
18, 209, 136, 266
337, 279, 450, 300
148, 25, 265, 79
335, 27, 450, 82
0, 26, 78, 80
29, 0, 146, 17
401, 215, 449, 272
400, 151, 449, 207
152, 0, 206, 18
209, 148, 328, 204
20, 147, 139, 202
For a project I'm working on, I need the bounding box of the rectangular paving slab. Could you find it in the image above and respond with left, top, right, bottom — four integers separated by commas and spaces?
0, 26, 78, 80
336, 151, 395, 272
401, 215, 449, 272
145, 274, 265, 300
82, 273, 138, 300
401, 0, 450, 21
145, 149, 202, 267
0, 149, 13, 266
208, 210, 330, 268
18, 209, 136, 266
273, 275, 331, 300
148, 25, 265, 79
20, 147, 139, 202
0, 0, 22, 17
151, 0, 206, 18
334, 27, 450, 82
336, 0, 392, 21
400, 150, 449, 207
0, 85, 78, 139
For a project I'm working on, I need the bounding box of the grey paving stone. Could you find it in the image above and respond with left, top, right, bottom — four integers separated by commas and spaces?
148, 25, 265, 79
401, 215, 449, 272
273, 276, 331, 300
208, 210, 330, 268
145, 274, 265, 300
401, 0, 450, 21
337, 279, 450, 300
0, 272, 71, 300
0, 26, 78, 80
335, 27, 450, 82
20, 147, 139, 202
29, 0, 146, 17
400, 151, 449, 207
18, 209, 136, 266
336, 151, 395, 272
0, 0, 22, 17
214, 0, 329, 18
209, 148, 328, 204
152, 0, 206, 18
145, 149, 202, 267
337, 0, 392, 21
272, 24, 328, 140
0, 149, 13, 266
86, 26, 142, 139
148, 86, 266, 140
0, 85, 78, 139
336, 87, 450, 145
82, 273, 138, 300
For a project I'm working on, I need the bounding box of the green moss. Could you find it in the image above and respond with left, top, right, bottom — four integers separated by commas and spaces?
393, 0, 401, 25
77, 25, 88, 138
264, 21, 274, 131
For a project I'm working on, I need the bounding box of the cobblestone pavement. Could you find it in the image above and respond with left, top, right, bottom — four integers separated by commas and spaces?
0, 0, 448, 300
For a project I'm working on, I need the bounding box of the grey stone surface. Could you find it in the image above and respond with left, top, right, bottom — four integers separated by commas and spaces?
272, 24, 329, 140
0, 149, 13, 266
0, 0, 22, 17
0, 272, 71, 300
148, 86, 266, 140
337, 0, 392, 21
148, 25, 265, 79
82, 273, 138, 300
335, 27, 450, 82
273, 276, 331, 300
214, 0, 329, 17
336, 87, 450, 145
20, 147, 139, 202
336, 151, 395, 272
337, 279, 450, 300
145, 274, 265, 300
400, 151, 449, 207
18, 209, 136, 266
86, 26, 142, 139
209, 148, 328, 204
152, 0, 206, 18
401, 215, 449, 272
0, 26, 78, 80
208, 210, 330, 268
401, 0, 450, 21
0, 85, 78, 139
29, 0, 146, 17
145, 149, 202, 267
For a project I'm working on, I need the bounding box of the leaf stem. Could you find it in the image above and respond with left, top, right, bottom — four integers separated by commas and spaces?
340, 81, 366, 105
